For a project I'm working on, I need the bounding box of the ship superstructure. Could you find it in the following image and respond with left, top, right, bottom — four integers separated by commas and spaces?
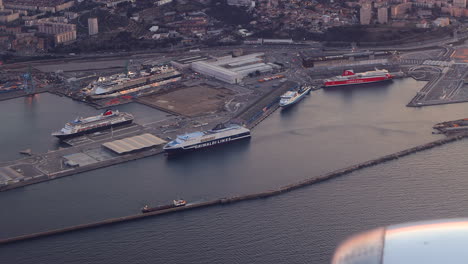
52, 110, 133, 139
324, 69, 393, 87
279, 84, 312, 107
82, 65, 182, 99
163, 124, 251, 155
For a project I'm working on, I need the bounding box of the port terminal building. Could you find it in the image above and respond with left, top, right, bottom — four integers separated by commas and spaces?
301, 50, 394, 68
171, 55, 210, 69
191, 53, 279, 84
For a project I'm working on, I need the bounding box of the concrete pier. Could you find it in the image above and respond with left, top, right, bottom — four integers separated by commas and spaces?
1, 134, 466, 246
235, 80, 298, 129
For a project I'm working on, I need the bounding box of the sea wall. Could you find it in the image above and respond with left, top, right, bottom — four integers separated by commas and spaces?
1, 134, 466, 245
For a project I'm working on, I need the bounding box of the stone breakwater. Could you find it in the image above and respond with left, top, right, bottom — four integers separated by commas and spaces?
1, 134, 465, 246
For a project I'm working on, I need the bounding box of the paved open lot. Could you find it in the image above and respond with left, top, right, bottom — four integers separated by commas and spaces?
138, 83, 235, 117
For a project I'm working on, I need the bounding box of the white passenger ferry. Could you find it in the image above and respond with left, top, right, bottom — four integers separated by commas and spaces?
52, 110, 133, 140
163, 124, 251, 155
279, 84, 312, 107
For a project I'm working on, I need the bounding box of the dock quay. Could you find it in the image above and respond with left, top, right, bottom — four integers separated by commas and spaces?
235, 80, 298, 129
0, 124, 166, 192
0, 80, 298, 192
1, 133, 466, 246
407, 63, 468, 107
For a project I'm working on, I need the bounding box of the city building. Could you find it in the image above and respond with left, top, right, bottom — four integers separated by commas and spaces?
360, 3, 372, 25
450, 7, 465, 17
96, 0, 132, 7
413, 0, 434, 8
169, 16, 207, 36
37, 22, 76, 44
54, 31, 76, 44
227, 0, 253, 6
12, 33, 45, 54
64, 12, 78, 20
88, 17, 98, 36
3, 0, 74, 13
156, 0, 172, 6
453, 0, 466, 8
191, 53, 276, 84
378, 7, 388, 24
0, 9, 19, 22
416, 19, 430, 28
0, 25, 20, 34
391, 2, 412, 18
433, 17, 450, 27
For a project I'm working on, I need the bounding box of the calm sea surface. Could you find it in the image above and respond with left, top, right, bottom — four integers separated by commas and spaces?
2, 79, 468, 264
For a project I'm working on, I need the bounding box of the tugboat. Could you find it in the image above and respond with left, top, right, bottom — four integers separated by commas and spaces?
279, 84, 312, 107
141, 199, 187, 213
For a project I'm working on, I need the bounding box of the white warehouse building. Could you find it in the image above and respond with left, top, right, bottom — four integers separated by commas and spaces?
191, 53, 277, 84
192, 61, 242, 84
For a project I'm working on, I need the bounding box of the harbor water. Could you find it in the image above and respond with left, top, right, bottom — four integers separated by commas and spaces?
2, 78, 468, 263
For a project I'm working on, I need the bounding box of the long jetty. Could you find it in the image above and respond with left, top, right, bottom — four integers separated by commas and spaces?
1, 134, 466, 246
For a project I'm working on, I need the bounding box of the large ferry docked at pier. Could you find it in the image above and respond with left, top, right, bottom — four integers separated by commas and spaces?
82, 65, 181, 99
279, 84, 312, 107
163, 124, 251, 155
323, 69, 393, 87
52, 110, 133, 140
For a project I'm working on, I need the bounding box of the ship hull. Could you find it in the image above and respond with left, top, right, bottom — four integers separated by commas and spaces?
324, 76, 392, 87
53, 119, 133, 140
89, 72, 182, 98
142, 203, 186, 213
142, 204, 175, 213
89, 76, 182, 100
164, 132, 251, 155
280, 88, 311, 108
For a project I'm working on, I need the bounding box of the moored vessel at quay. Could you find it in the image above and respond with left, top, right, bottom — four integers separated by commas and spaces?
52, 110, 133, 140
81, 65, 182, 99
142, 199, 187, 213
323, 69, 393, 87
163, 124, 251, 155
279, 84, 312, 107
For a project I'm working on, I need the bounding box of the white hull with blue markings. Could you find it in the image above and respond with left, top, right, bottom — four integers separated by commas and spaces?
279, 84, 312, 107
163, 124, 251, 155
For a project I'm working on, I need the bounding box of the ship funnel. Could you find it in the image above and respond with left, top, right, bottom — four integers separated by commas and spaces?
343, 70, 355, 76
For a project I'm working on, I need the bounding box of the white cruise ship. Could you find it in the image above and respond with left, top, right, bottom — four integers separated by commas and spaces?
81, 65, 181, 99
163, 124, 251, 155
51, 110, 133, 140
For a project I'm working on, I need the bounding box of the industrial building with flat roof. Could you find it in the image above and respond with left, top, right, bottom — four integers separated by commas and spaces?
103, 133, 166, 154
171, 55, 210, 69
191, 53, 278, 84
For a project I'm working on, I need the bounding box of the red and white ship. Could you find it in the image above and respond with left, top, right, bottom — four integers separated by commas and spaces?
323, 69, 393, 87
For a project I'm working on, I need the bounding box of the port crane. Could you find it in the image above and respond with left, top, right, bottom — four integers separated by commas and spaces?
22, 64, 35, 94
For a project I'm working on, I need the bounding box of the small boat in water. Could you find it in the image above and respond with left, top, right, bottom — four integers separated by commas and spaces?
141, 199, 187, 213
279, 84, 312, 107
